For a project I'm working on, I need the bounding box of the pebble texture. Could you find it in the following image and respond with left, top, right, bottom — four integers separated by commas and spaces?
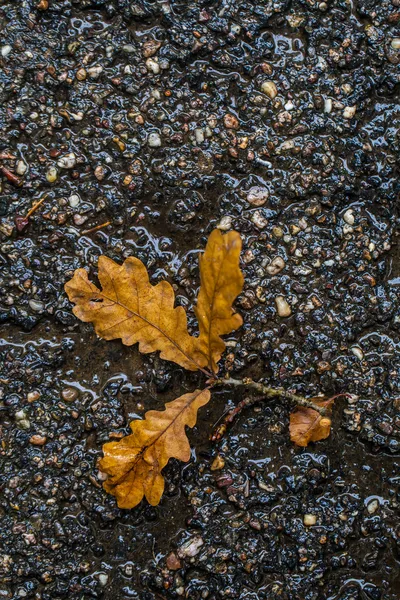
0, 1, 399, 599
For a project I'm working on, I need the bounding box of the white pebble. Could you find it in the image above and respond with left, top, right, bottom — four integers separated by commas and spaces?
15, 410, 27, 421
343, 209, 355, 225
217, 215, 232, 231
1, 45, 12, 57
178, 536, 204, 558
324, 98, 332, 113
351, 346, 364, 360
275, 295, 291, 317
148, 132, 162, 147
98, 573, 108, 586
46, 166, 58, 182
87, 65, 103, 79
266, 256, 285, 276
29, 299, 44, 312
57, 153, 77, 169
303, 514, 317, 526
343, 105, 356, 119
391, 38, 400, 50
342, 224, 353, 235
74, 214, 88, 226
194, 128, 204, 144
247, 186, 269, 206
69, 194, 80, 208
261, 81, 277, 99
367, 499, 379, 514
146, 58, 160, 74
16, 161, 28, 175
251, 210, 268, 229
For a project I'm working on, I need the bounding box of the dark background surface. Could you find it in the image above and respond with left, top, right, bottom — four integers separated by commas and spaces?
0, 1, 399, 598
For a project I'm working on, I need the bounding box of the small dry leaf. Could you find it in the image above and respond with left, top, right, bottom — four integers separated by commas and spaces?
64, 255, 208, 372
99, 388, 211, 508
195, 229, 244, 372
289, 398, 334, 447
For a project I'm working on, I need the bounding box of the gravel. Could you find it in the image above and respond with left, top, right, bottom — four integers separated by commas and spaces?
0, 0, 399, 599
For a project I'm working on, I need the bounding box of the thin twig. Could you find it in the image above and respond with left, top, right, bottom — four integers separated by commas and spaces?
26, 194, 49, 218
219, 377, 330, 416
81, 221, 111, 236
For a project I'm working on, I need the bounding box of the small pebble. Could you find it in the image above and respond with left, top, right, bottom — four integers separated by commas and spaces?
251, 210, 268, 229
275, 295, 291, 317
367, 499, 379, 514
266, 256, 285, 276
211, 455, 225, 471
57, 153, 77, 169
343, 209, 355, 225
46, 166, 58, 182
148, 132, 162, 147
351, 346, 364, 360
15, 409, 27, 421
146, 58, 160, 74
391, 38, 400, 50
247, 186, 269, 206
29, 435, 47, 446
87, 65, 103, 79
343, 105, 356, 119
27, 390, 41, 402
343, 224, 353, 235
61, 387, 79, 402
73, 214, 88, 226
324, 98, 332, 113
217, 216, 232, 231
261, 81, 278, 99
166, 553, 181, 570
303, 514, 317, 526
94, 165, 107, 181
16, 161, 28, 175
76, 68, 87, 81
98, 574, 108, 586
223, 113, 239, 129
29, 299, 44, 313
142, 39, 162, 57
178, 536, 204, 558
1, 45, 12, 57
69, 194, 80, 208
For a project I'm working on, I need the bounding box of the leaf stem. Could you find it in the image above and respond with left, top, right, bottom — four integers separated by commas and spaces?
217, 376, 330, 416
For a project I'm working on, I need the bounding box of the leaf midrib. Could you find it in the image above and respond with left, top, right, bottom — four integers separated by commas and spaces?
80, 271, 206, 373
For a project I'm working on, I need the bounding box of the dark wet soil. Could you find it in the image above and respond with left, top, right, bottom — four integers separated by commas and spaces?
0, 1, 399, 599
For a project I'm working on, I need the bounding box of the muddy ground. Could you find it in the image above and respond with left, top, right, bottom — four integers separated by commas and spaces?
0, 0, 400, 599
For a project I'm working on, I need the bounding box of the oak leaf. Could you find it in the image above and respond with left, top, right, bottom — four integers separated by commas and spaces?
64, 255, 208, 372
99, 388, 211, 508
195, 229, 244, 373
289, 397, 334, 447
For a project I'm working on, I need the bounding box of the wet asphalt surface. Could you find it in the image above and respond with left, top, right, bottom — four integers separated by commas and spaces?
0, 1, 400, 599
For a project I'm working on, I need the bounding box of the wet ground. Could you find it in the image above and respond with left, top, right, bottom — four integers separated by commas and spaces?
0, 0, 400, 598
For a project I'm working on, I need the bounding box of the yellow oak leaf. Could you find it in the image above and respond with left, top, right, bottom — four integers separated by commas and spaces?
64, 255, 208, 372
99, 389, 211, 508
195, 229, 244, 373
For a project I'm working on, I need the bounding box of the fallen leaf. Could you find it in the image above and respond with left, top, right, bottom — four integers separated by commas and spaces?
99, 389, 211, 508
195, 229, 244, 372
64, 255, 208, 372
289, 397, 333, 447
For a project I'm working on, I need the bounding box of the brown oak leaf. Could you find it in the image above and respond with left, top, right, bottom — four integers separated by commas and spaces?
289, 397, 334, 447
195, 229, 244, 373
99, 389, 211, 508
64, 255, 209, 372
